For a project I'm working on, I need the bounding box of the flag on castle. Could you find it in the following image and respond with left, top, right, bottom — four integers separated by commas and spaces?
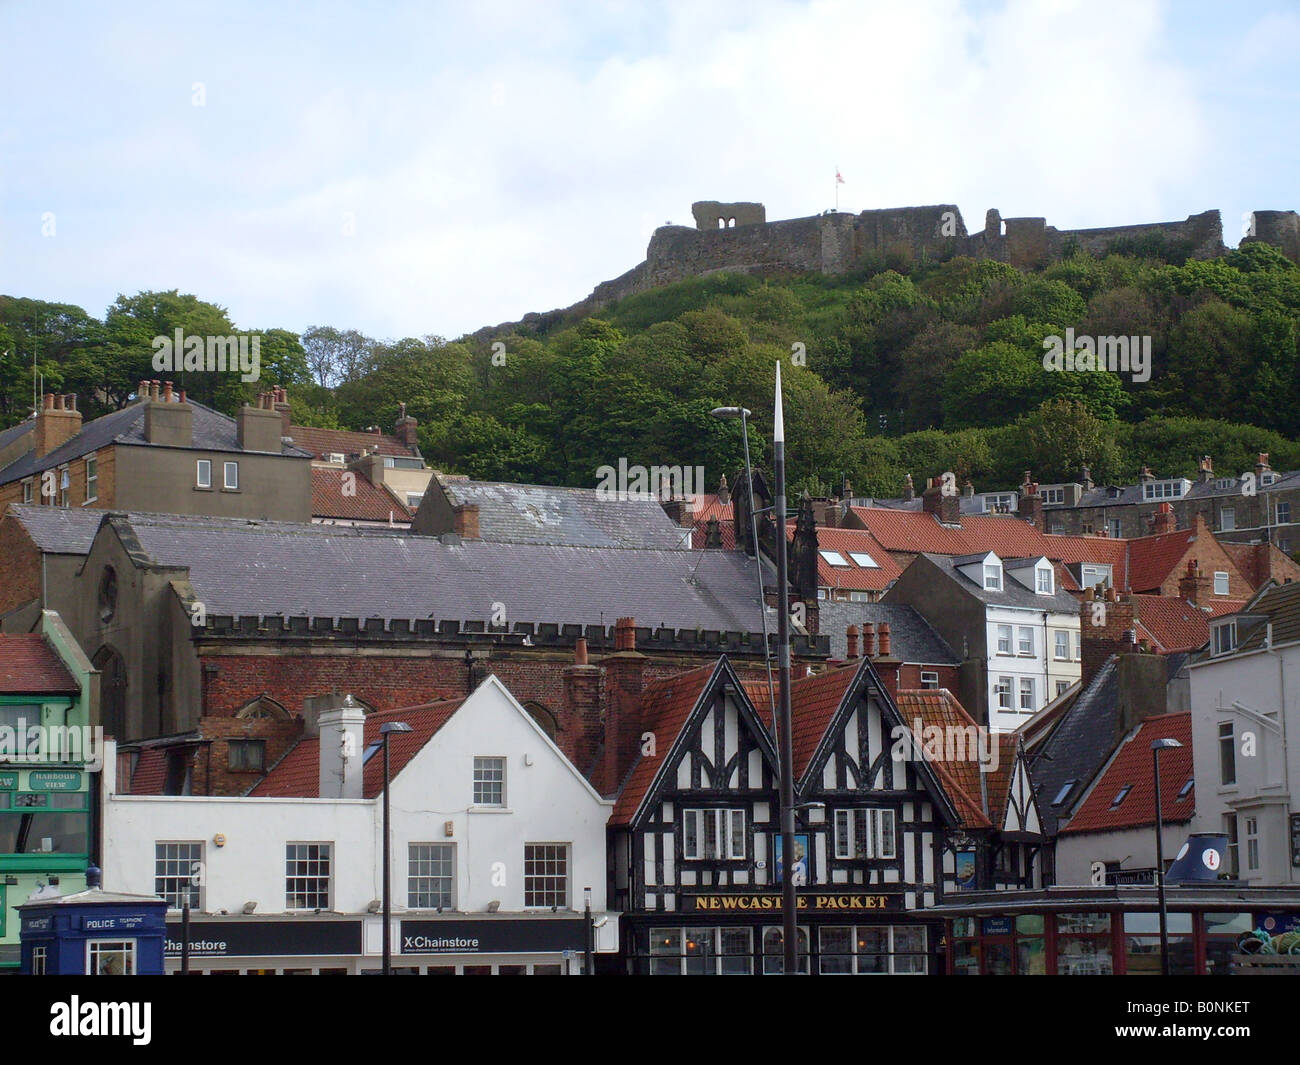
836, 168, 845, 184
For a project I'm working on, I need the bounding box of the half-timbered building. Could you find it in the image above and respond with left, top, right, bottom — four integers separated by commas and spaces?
609, 655, 983, 974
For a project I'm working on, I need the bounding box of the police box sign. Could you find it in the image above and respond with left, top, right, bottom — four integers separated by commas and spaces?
80, 914, 148, 932
400, 918, 586, 955
164, 920, 362, 957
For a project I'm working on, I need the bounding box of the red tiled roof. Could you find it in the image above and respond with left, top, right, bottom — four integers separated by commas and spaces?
610, 664, 717, 825
290, 424, 411, 462
1130, 595, 1214, 654
249, 700, 463, 798
0, 634, 79, 694
1045, 534, 1129, 592
129, 748, 168, 795
894, 689, 1017, 831
311, 467, 412, 523
791, 527, 902, 592
691, 515, 738, 550
789, 664, 860, 778
1126, 527, 1197, 593
688, 494, 733, 524
1061, 712, 1193, 834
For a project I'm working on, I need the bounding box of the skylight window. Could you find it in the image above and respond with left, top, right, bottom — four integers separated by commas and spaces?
848, 551, 879, 568
361, 741, 383, 765
1109, 785, 1132, 809
1176, 778, 1194, 800
1051, 780, 1077, 807
819, 550, 850, 567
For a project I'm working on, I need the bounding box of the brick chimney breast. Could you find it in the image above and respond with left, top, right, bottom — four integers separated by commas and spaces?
33, 390, 84, 457
922, 477, 960, 525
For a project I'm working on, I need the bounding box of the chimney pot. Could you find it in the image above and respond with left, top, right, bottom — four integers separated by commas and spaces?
862, 622, 877, 657
878, 622, 891, 656
574, 637, 588, 666
846, 625, 859, 659
163, 381, 173, 402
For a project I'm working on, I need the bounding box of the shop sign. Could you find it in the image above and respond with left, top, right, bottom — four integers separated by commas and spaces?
399, 918, 585, 954
682, 892, 900, 913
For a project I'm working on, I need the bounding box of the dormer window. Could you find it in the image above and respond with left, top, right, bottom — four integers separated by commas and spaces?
984, 563, 1002, 591
1143, 480, 1188, 501
1211, 620, 1237, 656
1036, 566, 1053, 594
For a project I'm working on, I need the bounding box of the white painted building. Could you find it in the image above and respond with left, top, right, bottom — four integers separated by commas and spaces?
1188, 582, 1300, 885
101, 675, 618, 973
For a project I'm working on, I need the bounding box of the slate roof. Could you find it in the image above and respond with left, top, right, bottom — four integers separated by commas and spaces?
310, 467, 412, 524
0, 634, 79, 694
0, 420, 33, 451
916, 552, 1082, 612
95, 512, 768, 632
0, 399, 312, 485
816, 601, 959, 664
1060, 712, 1194, 834
1027, 658, 1120, 836
610, 664, 718, 824
442, 479, 691, 550
288, 424, 412, 462
249, 699, 464, 798
1202, 579, 1300, 658
3, 504, 105, 554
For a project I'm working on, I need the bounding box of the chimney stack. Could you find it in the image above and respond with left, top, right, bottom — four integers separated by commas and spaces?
1148, 502, 1176, 536
1178, 560, 1213, 604
394, 401, 419, 452
272, 387, 292, 436
564, 639, 602, 778
452, 502, 480, 540
33, 391, 84, 458
1256, 452, 1272, 482
144, 380, 193, 447
1080, 586, 1136, 685
1017, 472, 1044, 528
922, 477, 960, 525
717, 474, 731, 506
237, 396, 283, 453
317, 695, 366, 799
846, 625, 859, 659
903, 473, 915, 502
862, 622, 877, 657
602, 617, 647, 795
1198, 455, 1214, 484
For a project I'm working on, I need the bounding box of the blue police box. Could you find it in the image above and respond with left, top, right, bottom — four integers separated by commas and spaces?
17, 867, 168, 975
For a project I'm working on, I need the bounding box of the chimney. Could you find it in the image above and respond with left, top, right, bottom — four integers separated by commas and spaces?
394, 401, 419, 453
661, 496, 690, 526
33, 392, 84, 458
1081, 464, 1093, 491
144, 381, 193, 447
877, 622, 892, 657
716, 474, 730, 506
903, 473, 915, 502
273, 387, 292, 437
1017, 472, 1044, 528
1139, 465, 1155, 484
704, 516, 722, 548
862, 622, 877, 657
602, 618, 647, 795
1178, 560, 1213, 605
1113, 651, 1169, 743
452, 502, 480, 539
1198, 455, 1214, 484
237, 398, 284, 453
150, 380, 161, 401
1148, 502, 1176, 536
846, 625, 859, 659
317, 695, 366, 799
1256, 452, 1271, 482
1080, 587, 1136, 686
564, 639, 602, 777
962, 480, 974, 498
922, 477, 960, 525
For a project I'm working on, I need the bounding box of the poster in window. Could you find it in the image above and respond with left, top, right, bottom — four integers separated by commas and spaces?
774, 834, 810, 886
955, 850, 977, 892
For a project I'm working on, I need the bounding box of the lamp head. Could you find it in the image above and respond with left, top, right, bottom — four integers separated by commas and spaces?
710, 406, 751, 420
380, 721, 413, 735
1150, 738, 1183, 751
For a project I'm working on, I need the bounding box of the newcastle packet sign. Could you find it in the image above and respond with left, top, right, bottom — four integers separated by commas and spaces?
683, 892, 901, 912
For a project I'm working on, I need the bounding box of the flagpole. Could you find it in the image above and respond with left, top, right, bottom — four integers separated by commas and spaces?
774, 361, 797, 975
834, 167, 838, 212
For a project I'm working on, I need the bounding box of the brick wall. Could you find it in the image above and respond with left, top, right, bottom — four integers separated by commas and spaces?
0, 516, 42, 614
0, 446, 116, 512
190, 714, 303, 796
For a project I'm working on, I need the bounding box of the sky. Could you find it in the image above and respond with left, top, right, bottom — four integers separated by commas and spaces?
1, 0, 1297, 341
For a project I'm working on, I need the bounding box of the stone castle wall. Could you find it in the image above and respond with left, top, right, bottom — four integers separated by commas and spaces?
474, 201, 1299, 340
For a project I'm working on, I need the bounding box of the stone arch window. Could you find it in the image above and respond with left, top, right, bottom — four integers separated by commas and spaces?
718, 217, 726, 229
728, 217, 736, 228
235, 695, 291, 721
522, 701, 559, 740
93, 645, 128, 740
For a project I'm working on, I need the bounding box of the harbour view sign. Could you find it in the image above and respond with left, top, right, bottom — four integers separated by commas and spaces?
683, 893, 901, 912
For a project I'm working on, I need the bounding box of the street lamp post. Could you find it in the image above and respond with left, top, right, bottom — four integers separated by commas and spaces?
583, 886, 595, 975
1151, 737, 1183, 977
380, 721, 413, 976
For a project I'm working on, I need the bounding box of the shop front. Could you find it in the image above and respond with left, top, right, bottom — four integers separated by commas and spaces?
624, 889, 942, 975
930, 886, 1300, 975
164, 913, 613, 975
